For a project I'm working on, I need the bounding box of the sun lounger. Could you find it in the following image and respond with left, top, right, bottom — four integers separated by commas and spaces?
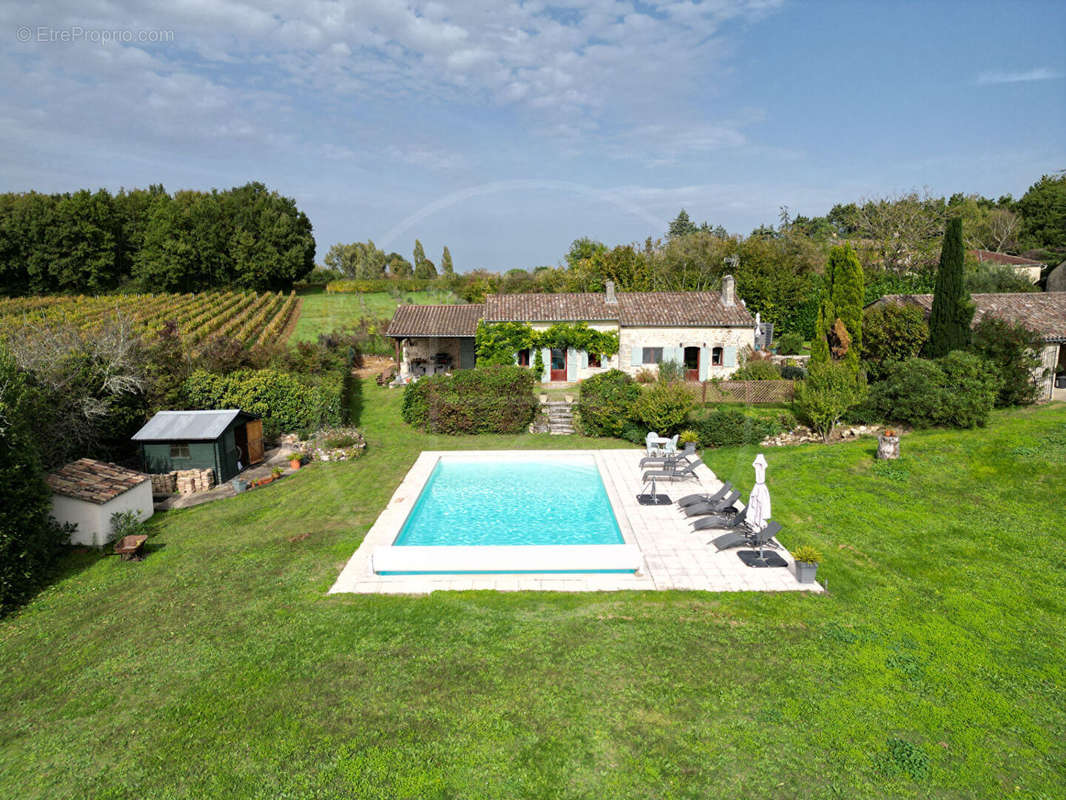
639, 452, 696, 469
681, 489, 740, 517
690, 504, 749, 531
711, 520, 781, 551
641, 458, 704, 483
677, 481, 732, 507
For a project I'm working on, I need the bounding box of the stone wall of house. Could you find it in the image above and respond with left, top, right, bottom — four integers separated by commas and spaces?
400, 337, 463, 378
618, 326, 756, 379
529, 321, 619, 381
1038, 343, 1060, 401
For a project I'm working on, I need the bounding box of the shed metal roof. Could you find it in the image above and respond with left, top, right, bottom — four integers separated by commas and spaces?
132, 409, 250, 442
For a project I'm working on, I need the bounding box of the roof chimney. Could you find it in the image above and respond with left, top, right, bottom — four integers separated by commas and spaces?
721, 274, 735, 307
605, 280, 617, 304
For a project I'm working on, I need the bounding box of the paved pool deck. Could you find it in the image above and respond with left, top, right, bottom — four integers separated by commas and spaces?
329, 449, 823, 595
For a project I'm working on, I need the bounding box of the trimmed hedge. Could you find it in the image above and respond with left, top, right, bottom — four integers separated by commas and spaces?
401, 366, 537, 434
184, 369, 343, 439
578, 369, 641, 437
692, 408, 794, 448
326, 278, 435, 294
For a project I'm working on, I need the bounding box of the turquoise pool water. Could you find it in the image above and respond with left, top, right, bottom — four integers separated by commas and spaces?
393, 456, 624, 547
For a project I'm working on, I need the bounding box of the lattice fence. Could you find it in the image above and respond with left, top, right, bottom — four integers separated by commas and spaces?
684, 380, 796, 404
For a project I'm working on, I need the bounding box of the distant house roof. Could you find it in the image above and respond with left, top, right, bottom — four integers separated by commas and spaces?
47, 458, 149, 504
482, 291, 755, 327
132, 409, 252, 442
970, 249, 1046, 267
485, 293, 615, 322
871, 292, 1066, 343
386, 304, 484, 337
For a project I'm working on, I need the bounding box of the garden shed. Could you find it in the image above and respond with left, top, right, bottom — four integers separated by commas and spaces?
132, 409, 264, 483
46, 459, 154, 547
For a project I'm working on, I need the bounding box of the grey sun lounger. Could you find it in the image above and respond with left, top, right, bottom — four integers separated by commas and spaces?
690, 503, 749, 532
677, 481, 733, 508
711, 520, 782, 552
638, 452, 696, 469
641, 458, 704, 483
681, 489, 740, 517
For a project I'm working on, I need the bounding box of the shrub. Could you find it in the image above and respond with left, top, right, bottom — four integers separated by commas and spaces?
402, 366, 537, 434
679, 429, 699, 445
109, 509, 146, 545
869, 352, 998, 428
577, 369, 641, 438
693, 409, 776, 448
631, 381, 695, 435
0, 348, 71, 616
794, 361, 867, 441
731, 358, 782, 381
634, 367, 656, 383
792, 545, 822, 564
970, 316, 1046, 406
620, 424, 647, 445
780, 363, 808, 380
775, 332, 804, 355
656, 359, 685, 383
183, 368, 342, 439
862, 303, 929, 380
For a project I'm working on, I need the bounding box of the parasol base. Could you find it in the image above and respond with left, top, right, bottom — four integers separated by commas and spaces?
636, 494, 672, 505
738, 550, 788, 568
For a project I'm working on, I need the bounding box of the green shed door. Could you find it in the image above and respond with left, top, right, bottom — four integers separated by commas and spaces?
459, 338, 476, 370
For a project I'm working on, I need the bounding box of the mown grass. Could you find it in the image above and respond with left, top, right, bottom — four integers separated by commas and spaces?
291, 288, 460, 343
1, 384, 1064, 799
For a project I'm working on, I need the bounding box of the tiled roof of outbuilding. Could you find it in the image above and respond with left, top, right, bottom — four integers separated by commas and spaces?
872, 292, 1066, 342
47, 458, 150, 505
386, 304, 484, 337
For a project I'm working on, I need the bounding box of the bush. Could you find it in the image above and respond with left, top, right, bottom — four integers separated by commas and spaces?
780, 363, 808, 380
401, 366, 537, 434
183, 368, 342, 439
620, 424, 647, 445
0, 348, 71, 616
631, 381, 695, 435
656, 359, 685, 383
794, 361, 867, 441
109, 509, 146, 545
971, 316, 1046, 407
862, 303, 929, 380
577, 369, 641, 438
731, 359, 782, 380
634, 367, 656, 383
693, 409, 777, 448
869, 352, 998, 428
775, 332, 804, 355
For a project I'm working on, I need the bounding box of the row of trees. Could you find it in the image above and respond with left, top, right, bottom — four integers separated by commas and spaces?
323, 239, 453, 280
0, 182, 316, 295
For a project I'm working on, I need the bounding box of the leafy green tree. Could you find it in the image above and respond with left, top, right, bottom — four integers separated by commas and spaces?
0, 346, 70, 615
440, 246, 454, 275
970, 317, 1046, 406
1016, 173, 1066, 251
413, 239, 437, 279
861, 303, 929, 379
794, 360, 867, 442
927, 217, 974, 357
386, 252, 413, 278
668, 209, 698, 239
564, 237, 607, 271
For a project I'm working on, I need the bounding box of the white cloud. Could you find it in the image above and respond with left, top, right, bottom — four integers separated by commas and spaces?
976, 67, 1062, 85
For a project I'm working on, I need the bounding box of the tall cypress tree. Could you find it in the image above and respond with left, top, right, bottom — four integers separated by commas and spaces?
811, 243, 864, 371
928, 217, 974, 357
441, 245, 454, 275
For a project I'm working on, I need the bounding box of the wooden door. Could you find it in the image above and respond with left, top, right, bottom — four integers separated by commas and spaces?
684, 346, 700, 382
245, 419, 265, 465
549, 348, 567, 382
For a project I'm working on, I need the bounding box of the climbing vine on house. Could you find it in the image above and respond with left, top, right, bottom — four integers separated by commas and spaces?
475, 321, 620, 371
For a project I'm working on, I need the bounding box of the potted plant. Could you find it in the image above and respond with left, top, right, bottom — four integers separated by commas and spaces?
289, 452, 303, 470
679, 429, 699, 454
792, 545, 822, 584
271, 466, 284, 480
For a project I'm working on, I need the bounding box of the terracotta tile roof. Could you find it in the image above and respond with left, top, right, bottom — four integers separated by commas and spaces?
872, 292, 1066, 342
47, 458, 150, 505
485, 293, 616, 322
618, 292, 755, 327
970, 249, 1046, 267
386, 304, 484, 337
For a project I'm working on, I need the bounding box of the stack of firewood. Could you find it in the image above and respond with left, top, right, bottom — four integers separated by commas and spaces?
175, 468, 215, 495
150, 472, 177, 495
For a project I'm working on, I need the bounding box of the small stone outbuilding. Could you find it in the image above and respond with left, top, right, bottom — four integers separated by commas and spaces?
46, 459, 154, 547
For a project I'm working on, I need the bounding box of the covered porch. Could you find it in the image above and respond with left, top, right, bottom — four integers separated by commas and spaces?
385, 303, 485, 382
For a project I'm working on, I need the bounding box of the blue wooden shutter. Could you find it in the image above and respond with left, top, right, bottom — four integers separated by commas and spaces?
699, 346, 711, 381
724, 345, 737, 367
631, 346, 643, 366
669, 346, 683, 365
566, 348, 578, 381
580, 351, 588, 370
541, 347, 551, 382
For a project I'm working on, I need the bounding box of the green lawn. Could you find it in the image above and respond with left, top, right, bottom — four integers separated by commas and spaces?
1, 385, 1064, 798
291, 288, 461, 343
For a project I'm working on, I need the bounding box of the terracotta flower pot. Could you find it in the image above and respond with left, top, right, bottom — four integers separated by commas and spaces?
289, 459, 301, 470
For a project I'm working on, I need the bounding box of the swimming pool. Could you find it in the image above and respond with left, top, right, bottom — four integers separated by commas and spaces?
394, 455, 623, 547
371, 453, 641, 575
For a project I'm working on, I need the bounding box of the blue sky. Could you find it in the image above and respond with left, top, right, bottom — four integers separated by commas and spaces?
2, 1, 1064, 271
